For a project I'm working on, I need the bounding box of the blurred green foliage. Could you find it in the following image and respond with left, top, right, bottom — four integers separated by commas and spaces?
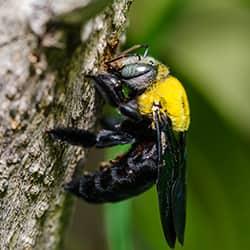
104, 145, 134, 250
67, 0, 250, 250
126, 0, 250, 250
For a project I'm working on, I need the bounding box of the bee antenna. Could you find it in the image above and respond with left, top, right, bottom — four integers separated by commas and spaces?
105, 44, 149, 64
143, 45, 149, 57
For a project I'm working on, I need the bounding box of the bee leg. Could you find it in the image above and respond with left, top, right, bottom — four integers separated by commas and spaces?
152, 106, 162, 165
100, 116, 123, 131
95, 129, 134, 148
118, 100, 143, 121
100, 117, 153, 141
47, 127, 134, 148
120, 118, 153, 140
47, 127, 96, 147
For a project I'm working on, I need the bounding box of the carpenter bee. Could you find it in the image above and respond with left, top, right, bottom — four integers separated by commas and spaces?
48, 45, 190, 248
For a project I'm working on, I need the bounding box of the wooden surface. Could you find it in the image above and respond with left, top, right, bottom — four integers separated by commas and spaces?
0, 0, 133, 249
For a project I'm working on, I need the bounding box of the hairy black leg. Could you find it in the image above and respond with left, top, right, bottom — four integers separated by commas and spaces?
48, 127, 134, 148
64, 141, 158, 203
95, 129, 134, 148
100, 117, 154, 140
101, 117, 155, 142
47, 127, 96, 147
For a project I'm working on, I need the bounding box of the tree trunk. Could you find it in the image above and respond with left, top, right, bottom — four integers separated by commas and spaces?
0, 0, 133, 249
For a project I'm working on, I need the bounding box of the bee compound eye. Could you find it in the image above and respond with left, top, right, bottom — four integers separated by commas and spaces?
120, 63, 153, 79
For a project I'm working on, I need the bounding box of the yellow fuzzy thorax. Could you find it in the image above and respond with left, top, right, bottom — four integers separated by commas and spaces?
137, 75, 190, 132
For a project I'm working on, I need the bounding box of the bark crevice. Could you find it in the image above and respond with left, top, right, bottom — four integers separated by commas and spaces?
0, 0, 133, 249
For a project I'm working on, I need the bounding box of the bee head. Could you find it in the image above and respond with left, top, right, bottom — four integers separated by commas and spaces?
106, 54, 169, 92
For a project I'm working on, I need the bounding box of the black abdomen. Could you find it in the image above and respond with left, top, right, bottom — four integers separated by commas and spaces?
65, 141, 158, 203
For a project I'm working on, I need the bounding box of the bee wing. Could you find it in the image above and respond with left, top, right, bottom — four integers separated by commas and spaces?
154, 111, 186, 247
153, 110, 176, 248
171, 132, 187, 245
156, 148, 177, 248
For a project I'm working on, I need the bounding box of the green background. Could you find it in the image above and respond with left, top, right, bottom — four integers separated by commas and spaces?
66, 0, 250, 249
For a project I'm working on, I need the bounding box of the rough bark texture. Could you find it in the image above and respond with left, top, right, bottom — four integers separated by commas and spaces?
0, 0, 133, 249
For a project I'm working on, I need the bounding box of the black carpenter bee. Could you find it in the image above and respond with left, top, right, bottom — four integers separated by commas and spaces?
48, 45, 190, 248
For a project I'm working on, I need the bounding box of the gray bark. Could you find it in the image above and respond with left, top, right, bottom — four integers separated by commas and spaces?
0, 0, 133, 249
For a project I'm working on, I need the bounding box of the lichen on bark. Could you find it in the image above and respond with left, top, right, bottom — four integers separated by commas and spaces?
0, 0, 133, 249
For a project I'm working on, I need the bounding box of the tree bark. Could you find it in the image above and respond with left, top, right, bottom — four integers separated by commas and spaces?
0, 0, 133, 249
